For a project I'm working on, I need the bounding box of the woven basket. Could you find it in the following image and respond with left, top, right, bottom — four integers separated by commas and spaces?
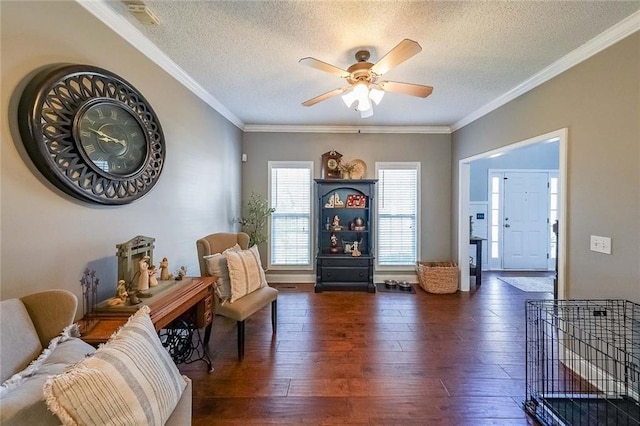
416, 261, 459, 294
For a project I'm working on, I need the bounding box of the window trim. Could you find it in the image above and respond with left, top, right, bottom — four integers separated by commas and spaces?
267, 160, 314, 271
375, 162, 421, 271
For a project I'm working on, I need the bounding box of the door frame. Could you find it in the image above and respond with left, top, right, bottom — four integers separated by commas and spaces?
457, 128, 567, 298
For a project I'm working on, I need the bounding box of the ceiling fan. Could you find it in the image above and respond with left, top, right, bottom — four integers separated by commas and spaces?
299, 39, 433, 118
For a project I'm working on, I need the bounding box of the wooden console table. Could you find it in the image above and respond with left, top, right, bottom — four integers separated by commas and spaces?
80, 277, 214, 370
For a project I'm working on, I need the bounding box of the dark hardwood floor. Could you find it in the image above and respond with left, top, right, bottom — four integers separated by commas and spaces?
180, 271, 553, 425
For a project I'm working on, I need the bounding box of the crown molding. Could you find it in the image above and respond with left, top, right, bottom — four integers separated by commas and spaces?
76, 0, 245, 130
452, 9, 640, 132
243, 124, 451, 134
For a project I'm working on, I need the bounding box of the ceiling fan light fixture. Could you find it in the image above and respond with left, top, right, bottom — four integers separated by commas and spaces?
353, 82, 368, 99
369, 86, 385, 105
341, 89, 357, 108
356, 96, 371, 112
353, 82, 371, 112
300, 39, 430, 115
360, 107, 374, 119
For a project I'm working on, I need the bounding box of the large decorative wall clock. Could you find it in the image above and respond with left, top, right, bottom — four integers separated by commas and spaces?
18, 64, 166, 205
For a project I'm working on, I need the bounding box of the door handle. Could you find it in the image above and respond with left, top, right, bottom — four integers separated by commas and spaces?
504, 224, 511, 228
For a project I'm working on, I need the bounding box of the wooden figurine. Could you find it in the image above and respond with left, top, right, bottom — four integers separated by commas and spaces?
137, 256, 150, 293
177, 266, 187, 281
149, 265, 158, 287
107, 280, 129, 306
332, 215, 341, 230
160, 257, 170, 280
351, 241, 361, 257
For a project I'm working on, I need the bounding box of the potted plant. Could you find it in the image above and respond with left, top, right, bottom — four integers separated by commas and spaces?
238, 193, 275, 247
339, 161, 357, 179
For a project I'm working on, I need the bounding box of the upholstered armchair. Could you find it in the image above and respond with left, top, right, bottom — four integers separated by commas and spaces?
196, 232, 278, 360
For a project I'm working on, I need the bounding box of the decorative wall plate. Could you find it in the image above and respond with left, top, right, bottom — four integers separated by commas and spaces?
350, 159, 367, 179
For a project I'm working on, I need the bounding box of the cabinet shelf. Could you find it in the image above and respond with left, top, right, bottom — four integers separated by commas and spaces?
322, 229, 368, 233
322, 207, 369, 210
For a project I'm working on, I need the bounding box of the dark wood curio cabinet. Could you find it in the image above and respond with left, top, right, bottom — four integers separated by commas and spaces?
315, 179, 377, 293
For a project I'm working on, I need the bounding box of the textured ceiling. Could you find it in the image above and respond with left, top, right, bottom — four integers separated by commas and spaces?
95, 1, 640, 130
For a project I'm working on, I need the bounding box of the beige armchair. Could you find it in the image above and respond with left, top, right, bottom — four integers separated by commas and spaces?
196, 232, 278, 360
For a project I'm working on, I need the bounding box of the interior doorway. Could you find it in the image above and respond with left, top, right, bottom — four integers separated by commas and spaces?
457, 128, 567, 297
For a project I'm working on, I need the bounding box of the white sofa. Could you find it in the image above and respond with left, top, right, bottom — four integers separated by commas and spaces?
0, 289, 191, 425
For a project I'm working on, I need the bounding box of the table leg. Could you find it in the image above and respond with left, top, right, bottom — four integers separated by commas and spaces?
476, 240, 482, 286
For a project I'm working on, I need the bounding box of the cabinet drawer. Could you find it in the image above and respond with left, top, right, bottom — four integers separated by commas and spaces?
196, 295, 213, 327
321, 257, 370, 267
322, 267, 369, 282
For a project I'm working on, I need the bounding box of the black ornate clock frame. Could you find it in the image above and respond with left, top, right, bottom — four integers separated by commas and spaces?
17, 64, 166, 205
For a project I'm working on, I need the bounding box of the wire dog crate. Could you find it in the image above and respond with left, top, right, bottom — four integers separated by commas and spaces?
525, 300, 640, 425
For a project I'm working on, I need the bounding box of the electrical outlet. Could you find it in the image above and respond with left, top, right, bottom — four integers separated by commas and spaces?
590, 235, 612, 254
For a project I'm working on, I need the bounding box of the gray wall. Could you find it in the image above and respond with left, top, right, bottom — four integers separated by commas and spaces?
452, 32, 639, 301
470, 141, 559, 201
242, 132, 452, 274
1, 2, 242, 303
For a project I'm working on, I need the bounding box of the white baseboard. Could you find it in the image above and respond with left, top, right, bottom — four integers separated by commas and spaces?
265, 272, 419, 284
265, 272, 315, 283
374, 272, 419, 283
560, 343, 639, 400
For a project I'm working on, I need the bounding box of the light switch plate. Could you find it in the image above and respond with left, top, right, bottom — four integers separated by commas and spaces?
590, 235, 612, 254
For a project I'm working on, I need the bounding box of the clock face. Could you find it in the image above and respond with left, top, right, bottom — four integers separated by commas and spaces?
18, 64, 165, 205
75, 101, 148, 176
327, 159, 338, 170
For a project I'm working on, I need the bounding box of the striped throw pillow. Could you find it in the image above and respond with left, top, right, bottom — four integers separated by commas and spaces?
227, 245, 268, 303
43, 306, 187, 426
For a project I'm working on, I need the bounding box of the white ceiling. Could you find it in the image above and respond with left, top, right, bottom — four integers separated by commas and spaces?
82, 1, 640, 132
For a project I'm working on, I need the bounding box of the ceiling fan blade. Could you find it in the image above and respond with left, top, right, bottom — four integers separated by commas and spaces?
301, 87, 348, 107
379, 81, 433, 98
299, 57, 350, 78
370, 39, 422, 76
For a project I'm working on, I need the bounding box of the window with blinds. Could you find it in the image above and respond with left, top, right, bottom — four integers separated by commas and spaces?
268, 161, 313, 268
376, 163, 420, 267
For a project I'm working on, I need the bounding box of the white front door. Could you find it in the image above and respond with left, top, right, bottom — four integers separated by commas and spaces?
502, 172, 549, 269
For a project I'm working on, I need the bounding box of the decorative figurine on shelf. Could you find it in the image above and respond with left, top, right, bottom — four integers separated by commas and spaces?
137, 256, 150, 294
351, 241, 361, 257
107, 280, 129, 306
344, 242, 352, 254
330, 233, 339, 253
177, 266, 187, 281
332, 215, 342, 230
324, 194, 335, 208
333, 193, 344, 207
149, 265, 158, 287
129, 292, 141, 305
160, 257, 170, 280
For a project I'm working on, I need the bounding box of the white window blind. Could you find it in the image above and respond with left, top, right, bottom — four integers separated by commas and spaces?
377, 164, 419, 266
269, 162, 312, 267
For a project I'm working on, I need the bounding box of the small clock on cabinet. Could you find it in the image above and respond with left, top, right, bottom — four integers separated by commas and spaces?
321, 150, 342, 179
